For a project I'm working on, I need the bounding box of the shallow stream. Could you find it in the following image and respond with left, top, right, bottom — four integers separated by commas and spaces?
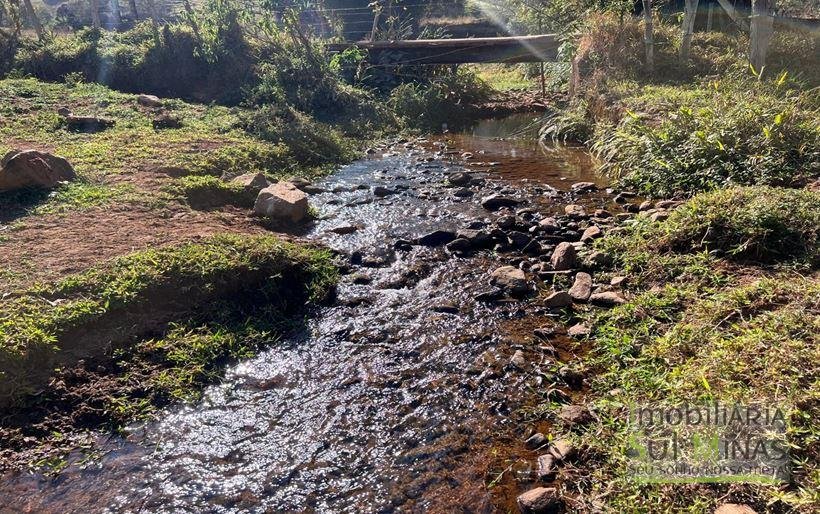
3, 115, 612, 513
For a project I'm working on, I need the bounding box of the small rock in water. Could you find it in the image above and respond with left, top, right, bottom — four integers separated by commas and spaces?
351, 273, 372, 285
507, 230, 532, 249
550, 242, 577, 271
516, 487, 560, 514
328, 224, 359, 235
445, 238, 471, 253
496, 215, 517, 229
373, 185, 396, 197
638, 200, 653, 211
417, 230, 456, 247
568, 272, 592, 302
456, 229, 492, 248
570, 181, 597, 193
510, 350, 527, 369
538, 217, 560, 233
481, 194, 520, 210
447, 171, 471, 186
536, 454, 556, 481
430, 301, 459, 314
490, 266, 529, 296
452, 187, 473, 197
544, 291, 572, 308
589, 291, 626, 307
564, 204, 587, 218
524, 432, 548, 449
650, 211, 669, 222
393, 239, 413, 251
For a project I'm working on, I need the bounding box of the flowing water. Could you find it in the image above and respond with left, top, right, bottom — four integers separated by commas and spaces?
1, 115, 610, 513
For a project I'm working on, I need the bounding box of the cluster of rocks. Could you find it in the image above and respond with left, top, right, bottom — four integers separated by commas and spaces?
0, 149, 76, 192
221, 172, 312, 224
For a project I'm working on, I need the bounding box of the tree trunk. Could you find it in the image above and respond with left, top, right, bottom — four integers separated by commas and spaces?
7, 0, 23, 36
21, 0, 42, 38
128, 0, 138, 19
144, 0, 160, 43
749, 0, 775, 72
110, 0, 121, 26
706, 2, 714, 32
680, 0, 699, 61
90, 0, 101, 29
642, 0, 654, 73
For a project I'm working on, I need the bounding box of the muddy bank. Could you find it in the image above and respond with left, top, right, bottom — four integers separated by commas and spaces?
0, 118, 664, 512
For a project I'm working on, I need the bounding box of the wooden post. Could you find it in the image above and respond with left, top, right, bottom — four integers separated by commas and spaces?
21, 0, 43, 38
749, 0, 775, 72
643, 0, 654, 73
369, 2, 381, 42
680, 0, 699, 61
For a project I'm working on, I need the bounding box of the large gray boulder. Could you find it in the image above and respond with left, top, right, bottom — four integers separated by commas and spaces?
253, 181, 309, 223
0, 150, 76, 192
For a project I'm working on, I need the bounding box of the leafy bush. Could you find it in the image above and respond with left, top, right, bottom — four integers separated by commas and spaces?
239, 105, 356, 167
388, 69, 492, 132
592, 77, 819, 196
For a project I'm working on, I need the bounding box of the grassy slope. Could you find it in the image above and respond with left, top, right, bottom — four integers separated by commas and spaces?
563, 188, 820, 512
0, 77, 352, 216
0, 233, 337, 411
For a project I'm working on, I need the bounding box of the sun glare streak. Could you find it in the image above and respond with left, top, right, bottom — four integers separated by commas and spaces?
471, 0, 553, 61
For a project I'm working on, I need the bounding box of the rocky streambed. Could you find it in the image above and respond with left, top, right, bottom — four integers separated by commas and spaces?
2, 117, 680, 513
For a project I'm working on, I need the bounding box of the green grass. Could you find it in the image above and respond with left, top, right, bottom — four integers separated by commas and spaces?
471, 64, 534, 91
600, 186, 820, 267
0, 234, 337, 408
169, 175, 255, 210
559, 187, 820, 512
0, 77, 357, 215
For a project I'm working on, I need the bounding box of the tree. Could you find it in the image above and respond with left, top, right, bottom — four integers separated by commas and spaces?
749, 0, 775, 72
679, 0, 699, 61
110, 0, 122, 25
129, 0, 138, 19
90, 0, 101, 28
21, 0, 43, 38
642, 0, 654, 73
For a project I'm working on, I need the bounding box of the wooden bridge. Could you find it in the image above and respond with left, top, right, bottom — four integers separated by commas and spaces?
326, 35, 559, 65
